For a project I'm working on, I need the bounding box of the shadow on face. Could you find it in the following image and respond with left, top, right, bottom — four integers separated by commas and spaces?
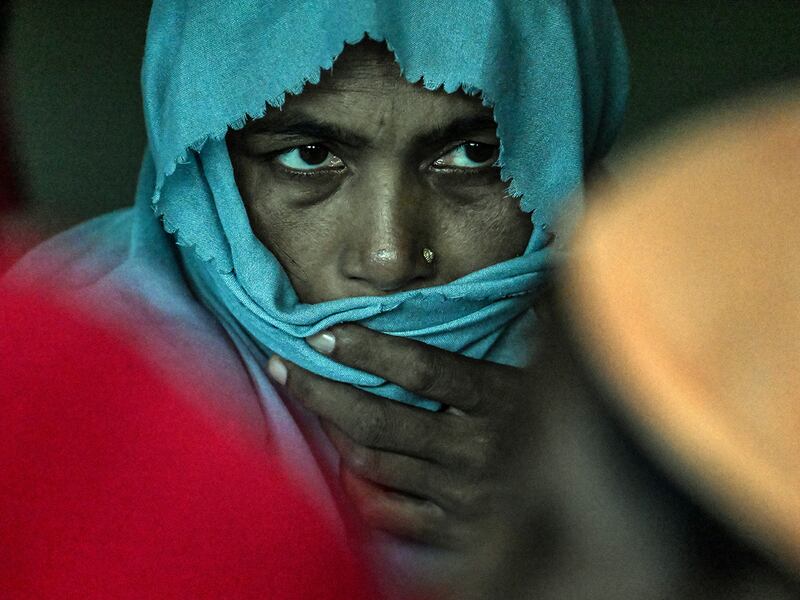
226, 39, 532, 303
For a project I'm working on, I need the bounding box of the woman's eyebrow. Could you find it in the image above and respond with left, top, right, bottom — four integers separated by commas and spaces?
242, 113, 369, 148
415, 115, 498, 148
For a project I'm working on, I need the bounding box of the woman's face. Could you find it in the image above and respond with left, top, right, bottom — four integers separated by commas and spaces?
227, 41, 531, 303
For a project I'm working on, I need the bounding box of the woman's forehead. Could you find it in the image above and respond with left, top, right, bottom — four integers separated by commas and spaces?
254, 40, 494, 138
319, 39, 404, 89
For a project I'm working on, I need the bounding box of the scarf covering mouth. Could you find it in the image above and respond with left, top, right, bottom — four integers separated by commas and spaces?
140, 0, 628, 409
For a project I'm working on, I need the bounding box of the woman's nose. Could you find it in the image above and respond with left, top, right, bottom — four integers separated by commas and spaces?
342, 187, 434, 294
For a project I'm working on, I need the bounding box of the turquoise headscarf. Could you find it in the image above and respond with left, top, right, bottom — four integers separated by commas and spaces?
140, 0, 628, 409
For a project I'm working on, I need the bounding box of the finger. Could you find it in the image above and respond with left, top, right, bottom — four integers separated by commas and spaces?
328, 422, 497, 518
268, 354, 461, 463
306, 324, 518, 412
340, 467, 459, 548
323, 422, 459, 508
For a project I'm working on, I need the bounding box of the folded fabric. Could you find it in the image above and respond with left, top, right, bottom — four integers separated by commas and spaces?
141, 0, 629, 408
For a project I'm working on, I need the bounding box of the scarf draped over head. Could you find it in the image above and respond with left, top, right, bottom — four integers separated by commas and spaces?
139, 0, 628, 409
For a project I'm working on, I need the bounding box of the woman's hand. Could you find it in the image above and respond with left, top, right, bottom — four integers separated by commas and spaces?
266, 324, 531, 549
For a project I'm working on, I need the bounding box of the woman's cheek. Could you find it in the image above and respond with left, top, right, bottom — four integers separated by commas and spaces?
435, 181, 530, 258
268, 212, 346, 303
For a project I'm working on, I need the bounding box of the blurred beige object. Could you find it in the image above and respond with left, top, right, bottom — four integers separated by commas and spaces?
565, 88, 800, 572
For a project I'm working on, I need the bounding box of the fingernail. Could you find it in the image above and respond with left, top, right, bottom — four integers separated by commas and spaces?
306, 331, 336, 355
267, 355, 287, 385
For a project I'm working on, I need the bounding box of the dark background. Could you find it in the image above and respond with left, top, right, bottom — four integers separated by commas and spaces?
4, 1, 800, 236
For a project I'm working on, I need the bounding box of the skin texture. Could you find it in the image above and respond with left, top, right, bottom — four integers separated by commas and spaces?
228, 40, 535, 550
269, 324, 530, 549
227, 40, 531, 302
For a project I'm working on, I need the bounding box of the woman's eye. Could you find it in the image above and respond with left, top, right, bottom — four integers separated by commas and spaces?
274, 144, 345, 172
433, 142, 499, 169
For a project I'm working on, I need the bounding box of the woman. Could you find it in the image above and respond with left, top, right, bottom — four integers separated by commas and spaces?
7, 0, 628, 588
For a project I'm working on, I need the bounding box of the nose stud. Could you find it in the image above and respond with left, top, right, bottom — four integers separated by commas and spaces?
422, 247, 435, 264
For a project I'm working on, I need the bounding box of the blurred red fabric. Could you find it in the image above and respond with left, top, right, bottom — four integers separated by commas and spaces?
0, 280, 381, 599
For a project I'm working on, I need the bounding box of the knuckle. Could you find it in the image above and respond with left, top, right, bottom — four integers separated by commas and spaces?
432, 459, 492, 518
414, 502, 448, 541
445, 483, 470, 512
330, 325, 379, 374
331, 326, 364, 362
406, 353, 446, 397
348, 445, 378, 477
464, 422, 500, 471
436, 517, 463, 550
